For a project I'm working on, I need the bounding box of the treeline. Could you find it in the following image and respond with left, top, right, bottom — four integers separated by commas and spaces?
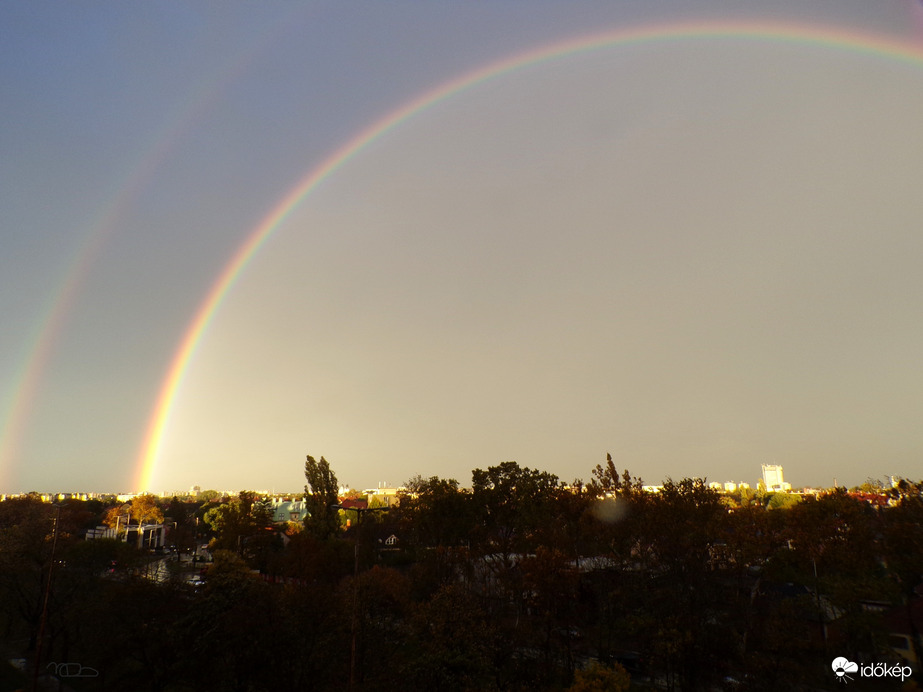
0, 458, 921, 691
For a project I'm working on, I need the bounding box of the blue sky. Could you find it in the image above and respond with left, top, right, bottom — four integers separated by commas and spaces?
2, 1, 922, 494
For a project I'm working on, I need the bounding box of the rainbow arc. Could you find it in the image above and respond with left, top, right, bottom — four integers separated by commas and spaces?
133, 19, 923, 492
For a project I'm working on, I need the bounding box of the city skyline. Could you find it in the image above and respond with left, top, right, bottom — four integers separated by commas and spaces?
1, 463, 909, 500
3, 1, 923, 494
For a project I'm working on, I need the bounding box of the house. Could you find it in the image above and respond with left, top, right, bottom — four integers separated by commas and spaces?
270, 498, 308, 523
882, 598, 923, 670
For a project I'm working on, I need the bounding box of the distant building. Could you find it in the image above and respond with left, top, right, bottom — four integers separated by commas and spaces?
761, 464, 791, 492
270, 498, 308, 523
363, 484, 405, 508
708, 482, 750, 493
720, 482, 750, 492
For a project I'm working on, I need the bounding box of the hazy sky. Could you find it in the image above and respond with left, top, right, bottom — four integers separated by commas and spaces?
2, 1, 922, 494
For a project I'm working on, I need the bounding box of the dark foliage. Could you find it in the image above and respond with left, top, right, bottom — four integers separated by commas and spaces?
1, 466, 921, 691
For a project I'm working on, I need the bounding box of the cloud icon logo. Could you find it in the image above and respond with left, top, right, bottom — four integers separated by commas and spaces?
832, 657, 858, 682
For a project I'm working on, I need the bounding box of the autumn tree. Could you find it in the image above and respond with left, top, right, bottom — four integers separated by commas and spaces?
103, 504, 131, 531
131, 494, 165, 524
567, 661, 630, 692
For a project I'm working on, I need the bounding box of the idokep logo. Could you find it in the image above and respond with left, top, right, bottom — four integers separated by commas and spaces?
831, 656, 912, 684
832, 657, 858, 683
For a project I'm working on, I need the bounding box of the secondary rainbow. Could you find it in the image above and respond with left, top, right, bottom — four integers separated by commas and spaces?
134, 19, 923, 492
0, 14, 307, 491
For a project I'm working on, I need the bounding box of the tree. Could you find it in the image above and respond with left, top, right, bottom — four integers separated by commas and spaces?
881, 481, 923, 668
766, 491, 801, 510
611, 478, 728, 690
131, 494, 165, 524
520, 546, 581, 681
0, 497, 69, 652
403, 583, 498, 691
203, 491, 279, 568
177, 550, 280, 691
588, 452, 641, 497
103, 504, 131, 531
103, 495, 164, 535
398, 475, 473, 549
470, 461, 560, 554
305, 455, 340, 539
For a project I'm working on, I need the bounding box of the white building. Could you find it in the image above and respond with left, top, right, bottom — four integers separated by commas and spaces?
363, 484, 405, 508
761, 464, 791, 492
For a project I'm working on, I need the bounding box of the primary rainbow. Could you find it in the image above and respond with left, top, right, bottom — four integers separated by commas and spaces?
133, 19, 923, 492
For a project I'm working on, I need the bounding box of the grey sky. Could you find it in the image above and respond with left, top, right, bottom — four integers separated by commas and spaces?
1, 1, 921, 493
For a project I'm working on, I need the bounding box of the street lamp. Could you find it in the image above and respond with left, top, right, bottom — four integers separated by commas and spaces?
113, 512, 130, 539
170, 521, 179, 562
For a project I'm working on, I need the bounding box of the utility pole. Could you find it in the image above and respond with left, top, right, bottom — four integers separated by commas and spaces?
32, 504, 61, 692
330, 503, 389, 691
